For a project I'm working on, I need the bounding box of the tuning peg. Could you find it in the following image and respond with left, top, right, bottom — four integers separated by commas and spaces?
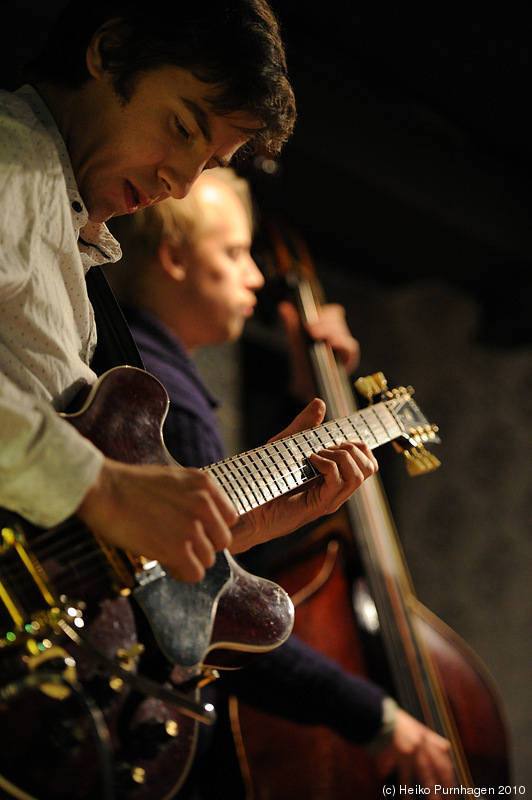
354, 372, 388, 403
387, 385, 414, 399
403, 444, 441, 476
410, 423, 440, 442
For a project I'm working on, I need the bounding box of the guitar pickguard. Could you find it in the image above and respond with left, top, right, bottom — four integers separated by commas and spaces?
133, 550, 232, 668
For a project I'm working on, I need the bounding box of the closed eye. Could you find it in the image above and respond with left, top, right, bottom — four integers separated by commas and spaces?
174, 116, 190, 141
227, 247, 247, 260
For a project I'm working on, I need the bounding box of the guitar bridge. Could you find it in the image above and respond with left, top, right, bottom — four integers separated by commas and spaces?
135, 559, 167, 586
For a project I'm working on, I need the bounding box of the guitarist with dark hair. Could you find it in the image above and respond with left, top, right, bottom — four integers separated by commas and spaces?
0, 0, 378, 586
0, 4, 378, 797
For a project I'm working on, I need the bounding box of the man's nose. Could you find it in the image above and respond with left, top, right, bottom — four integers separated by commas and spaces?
157, 167, 194, 199
246, 257, 265, 289
158, 153, 210, 199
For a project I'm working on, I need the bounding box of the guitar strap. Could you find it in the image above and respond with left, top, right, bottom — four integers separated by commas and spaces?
86, 265, 145, 375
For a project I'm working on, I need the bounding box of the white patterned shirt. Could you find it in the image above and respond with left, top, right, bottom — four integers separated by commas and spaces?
0, 85, 122, 526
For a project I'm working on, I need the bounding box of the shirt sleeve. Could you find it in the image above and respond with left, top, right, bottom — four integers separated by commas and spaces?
0, 372, 104, 527
0, 92, 105, 528
217, 632, 387, 746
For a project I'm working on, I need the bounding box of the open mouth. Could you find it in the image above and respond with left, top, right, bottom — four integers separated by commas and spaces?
124, 179, 140, 213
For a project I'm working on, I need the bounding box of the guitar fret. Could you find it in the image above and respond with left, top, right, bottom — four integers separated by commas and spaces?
379, 407, 399, 439
307, 428, 330, 449
213, 454, 277, 512
212, 458, 278, 513
270, 443, 299, 492
254, 450, 282, 501
269, 442, 300, 490
268, 439, 318, 485
209, 461, 253, 513
329, 419, 347, 445
386, 404, 412, 441
249, 450, 272, 502
240, 462, 257, 506
239, 461, 267, 507
266, 442, 296, 494
229, 462, 256, 511
328, 415, 374, 448
206, 408, 391, 517
291, 439, 315, 479
201, 395, 435, 518
370, 404, 402, 444
360, 407, 387, 446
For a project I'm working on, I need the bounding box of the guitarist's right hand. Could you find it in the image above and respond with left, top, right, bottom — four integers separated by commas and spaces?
76, 458, 237, 582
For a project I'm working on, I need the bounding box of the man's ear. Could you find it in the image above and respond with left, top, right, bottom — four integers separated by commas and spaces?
86, 21, 118, 80
86, 29, 106, 79
158, 240, 187, 282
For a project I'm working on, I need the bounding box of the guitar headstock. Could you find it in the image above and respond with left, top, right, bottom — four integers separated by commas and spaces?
355, 373, 441, 476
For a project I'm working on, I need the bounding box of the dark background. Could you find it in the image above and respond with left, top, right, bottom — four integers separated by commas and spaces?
2, 1, 531, 342
2, 0, 531, 788
249, 0, 532, 346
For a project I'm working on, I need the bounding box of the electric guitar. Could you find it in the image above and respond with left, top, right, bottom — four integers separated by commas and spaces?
0, 365, 439, 799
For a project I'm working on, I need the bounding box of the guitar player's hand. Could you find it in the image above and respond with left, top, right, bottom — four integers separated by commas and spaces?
229, 398, 378, 553
76, 459, 237, 582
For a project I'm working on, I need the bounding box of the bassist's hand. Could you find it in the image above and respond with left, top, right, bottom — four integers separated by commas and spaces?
229, 398, 378, 552
77, 458, 237, 582
375, 708, 455, 797
278, 300, 360, 404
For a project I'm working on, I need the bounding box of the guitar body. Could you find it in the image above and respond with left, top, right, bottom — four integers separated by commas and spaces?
0, 593, 199, 800
0, 367, 294, 800
0, 366, 440, 797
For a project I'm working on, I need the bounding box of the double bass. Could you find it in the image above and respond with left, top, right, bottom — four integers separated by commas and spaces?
231, 218, 511, 798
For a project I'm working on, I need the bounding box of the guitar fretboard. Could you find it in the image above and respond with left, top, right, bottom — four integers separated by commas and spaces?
203, 400, 404, 515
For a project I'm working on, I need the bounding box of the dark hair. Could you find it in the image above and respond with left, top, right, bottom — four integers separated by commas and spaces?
26, 0, 295, 154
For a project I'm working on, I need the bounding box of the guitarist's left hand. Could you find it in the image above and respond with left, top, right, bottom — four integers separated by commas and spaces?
229, 397, 378, 553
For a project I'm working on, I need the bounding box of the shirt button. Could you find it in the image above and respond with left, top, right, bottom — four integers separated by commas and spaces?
72, 200, 83, 213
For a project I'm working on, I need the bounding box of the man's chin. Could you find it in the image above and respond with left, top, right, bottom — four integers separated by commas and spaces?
85, 196, 123, 224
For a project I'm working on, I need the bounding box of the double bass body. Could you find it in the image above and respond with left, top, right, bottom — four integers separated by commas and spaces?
232, 219, 510, 798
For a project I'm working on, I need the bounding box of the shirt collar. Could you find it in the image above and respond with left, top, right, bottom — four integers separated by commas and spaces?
124, 307, 221, 410
15, 84, 122, 270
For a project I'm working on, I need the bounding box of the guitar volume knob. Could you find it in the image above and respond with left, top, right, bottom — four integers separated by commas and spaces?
128, 718, 180, 758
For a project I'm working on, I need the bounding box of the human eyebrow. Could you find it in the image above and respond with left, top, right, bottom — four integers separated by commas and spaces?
181, 98, 237, 168
182, 98, 212, 143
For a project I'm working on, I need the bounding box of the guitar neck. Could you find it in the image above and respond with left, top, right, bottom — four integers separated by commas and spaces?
203, 400, 404, 515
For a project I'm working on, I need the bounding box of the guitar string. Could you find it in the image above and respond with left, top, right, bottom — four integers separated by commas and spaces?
1, 521, 111, 608
205, 408, 400, 478
1, 402, 408, 613
205, 409, 401, 514
3, 424, 380, 604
